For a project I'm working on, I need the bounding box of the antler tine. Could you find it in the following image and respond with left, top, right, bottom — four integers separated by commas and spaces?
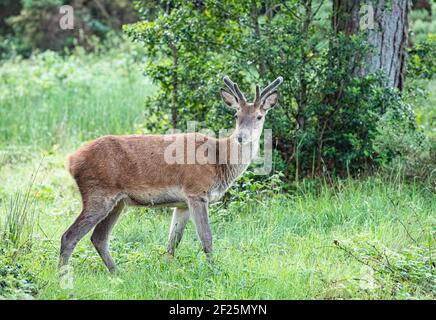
254, 84, 260, 104
259, 76, 283, 101
223, 76, 237, 97
223, 76, 246, 104
233, 83, 246, 103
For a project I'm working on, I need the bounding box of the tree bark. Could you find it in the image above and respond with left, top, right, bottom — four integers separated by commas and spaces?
333, 0, 411, 91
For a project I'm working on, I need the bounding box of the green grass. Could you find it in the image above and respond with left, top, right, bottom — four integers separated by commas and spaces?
0, 44, 153, 150
0, 47, 434, 300
0, 154, 434, 299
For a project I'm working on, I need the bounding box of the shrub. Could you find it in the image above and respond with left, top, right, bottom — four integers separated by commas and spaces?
0, 247, 39, 300
334, 239, 435, 299
125, 0, 421, 178
0, 0, 138, 57
374, 107, 435, 181
408, 34, 436, 81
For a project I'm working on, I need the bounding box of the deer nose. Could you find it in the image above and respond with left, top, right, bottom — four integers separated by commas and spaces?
237, 136, 243, 143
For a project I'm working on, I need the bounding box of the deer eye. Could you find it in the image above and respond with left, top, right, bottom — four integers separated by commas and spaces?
257, 115, 263, 120
234, 114, 238, 119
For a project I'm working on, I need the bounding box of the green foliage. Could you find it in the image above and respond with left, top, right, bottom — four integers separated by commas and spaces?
0, 168, 39, 299
406, 34, 435, 139
335, 240, 435, 299
126, 0, 420, 178
0, 0, 138, 58
0, 0, 434, 301
0, 39, 151, 149
0, 189, 37, 248
1, 154, 434, 299
222, 171, 285, 207
0, 247, 39, 299
0, 163, 39, 248
125, 0, 241, 130
410, 2, 435, 43
374, 107, 435, 180
6, 0, 66, 54
408, 34, 436, 81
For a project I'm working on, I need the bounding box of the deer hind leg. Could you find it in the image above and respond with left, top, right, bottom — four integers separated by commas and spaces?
167, 207, 190, 256
91, 200, 125, 272
59, 191, 122, 269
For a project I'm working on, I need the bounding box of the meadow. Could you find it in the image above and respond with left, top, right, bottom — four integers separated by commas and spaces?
0, 45, 434, 300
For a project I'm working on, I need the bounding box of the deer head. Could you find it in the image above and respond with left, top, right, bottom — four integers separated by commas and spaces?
220, 76, 283, 145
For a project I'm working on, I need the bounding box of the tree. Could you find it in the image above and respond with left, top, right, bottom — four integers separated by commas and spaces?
126, 0, 417, 178
333, 0, 411, 91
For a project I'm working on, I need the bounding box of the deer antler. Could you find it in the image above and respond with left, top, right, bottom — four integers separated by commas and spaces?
223, 76, 246, 104
255, 77, 283, 104
254, 85, 260, 103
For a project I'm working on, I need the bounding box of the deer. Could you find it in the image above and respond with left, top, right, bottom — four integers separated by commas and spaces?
60, 76, 283, 272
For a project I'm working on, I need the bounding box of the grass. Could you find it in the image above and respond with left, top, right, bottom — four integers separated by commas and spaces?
0, 43, 153, 150
0, 46, 434, 300
0, 153, 434, 300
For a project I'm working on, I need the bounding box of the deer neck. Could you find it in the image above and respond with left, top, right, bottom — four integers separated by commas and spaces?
215, 129, 261, 190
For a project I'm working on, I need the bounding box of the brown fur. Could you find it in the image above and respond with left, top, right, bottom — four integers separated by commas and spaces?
68, 133, 244, 204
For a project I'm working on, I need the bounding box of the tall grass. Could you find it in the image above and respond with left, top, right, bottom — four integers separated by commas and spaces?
0, 44, 153, 149
0, 165, 41, 299
24, 175, 432, 300
0, 164, 39, 248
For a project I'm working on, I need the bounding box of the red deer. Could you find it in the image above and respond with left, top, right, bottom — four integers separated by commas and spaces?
60, 76, 283, 272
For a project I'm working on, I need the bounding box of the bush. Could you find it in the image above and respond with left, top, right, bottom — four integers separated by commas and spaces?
374, 107, 435, 181
0, 247, 39, 300
408, 34, 436, 81
125, 0, 422, 179
6, 0, 67, 54
334, 239, 435, 299
0, 0, 138, 57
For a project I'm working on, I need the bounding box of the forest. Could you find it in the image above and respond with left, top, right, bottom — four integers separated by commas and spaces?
0, 0, 434, 300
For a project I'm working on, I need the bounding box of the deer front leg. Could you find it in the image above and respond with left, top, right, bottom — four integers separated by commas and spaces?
188, 196, 213, 256
167, 207, 190, 256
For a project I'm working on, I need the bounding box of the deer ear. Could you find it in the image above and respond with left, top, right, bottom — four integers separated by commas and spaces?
220, 88, 239, 109
262, 91, 278, 111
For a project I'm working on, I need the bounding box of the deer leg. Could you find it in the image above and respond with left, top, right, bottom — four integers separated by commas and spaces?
188, 196, 213, 255
167, 207, 190, 256
59, 193, 120, 269
91, 200, 125, 272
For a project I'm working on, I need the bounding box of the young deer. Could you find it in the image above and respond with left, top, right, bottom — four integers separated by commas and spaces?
60, 76, 283, 272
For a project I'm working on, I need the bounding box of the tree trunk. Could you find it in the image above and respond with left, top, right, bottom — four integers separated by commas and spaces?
333, 0, 411, 91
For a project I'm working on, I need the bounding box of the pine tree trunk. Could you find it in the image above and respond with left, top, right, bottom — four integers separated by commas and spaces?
333, 0, 411, 91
